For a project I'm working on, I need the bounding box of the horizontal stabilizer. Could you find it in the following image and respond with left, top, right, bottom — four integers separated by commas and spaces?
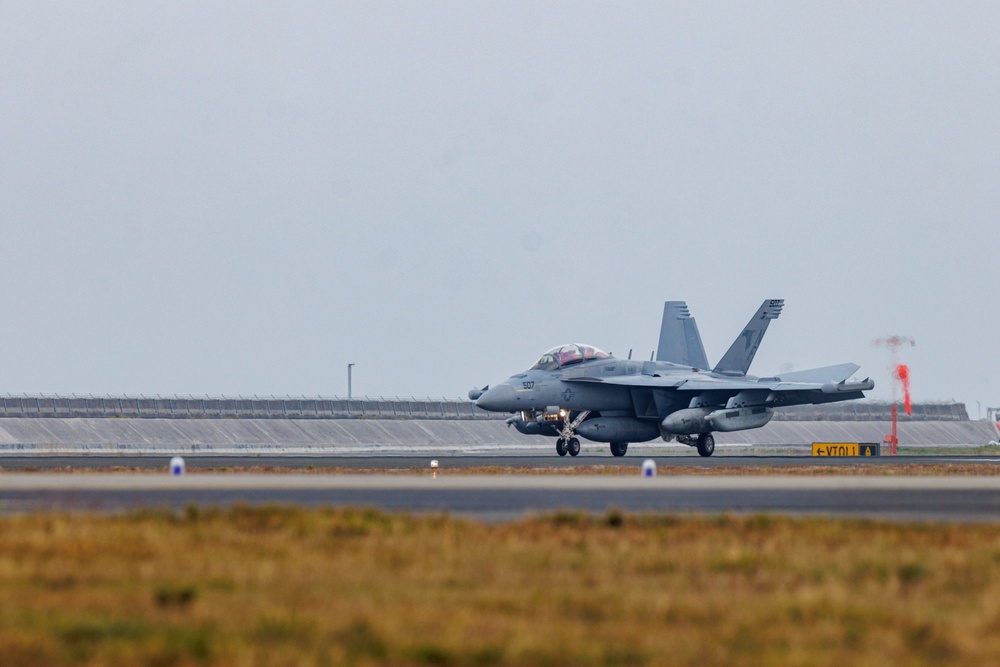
772, 363, 860, 384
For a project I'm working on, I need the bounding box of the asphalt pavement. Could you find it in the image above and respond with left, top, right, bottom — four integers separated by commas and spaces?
3, 471, 1000, 521
4, 453, 1000, 470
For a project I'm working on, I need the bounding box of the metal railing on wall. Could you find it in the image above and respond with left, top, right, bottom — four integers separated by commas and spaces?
774, 401, 969, 422
0, 395, 504, 420
0, 395, 970, 422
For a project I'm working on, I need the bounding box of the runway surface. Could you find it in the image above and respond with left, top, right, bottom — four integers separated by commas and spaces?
4, 473, 1000, 522
5, 454, 1000, 470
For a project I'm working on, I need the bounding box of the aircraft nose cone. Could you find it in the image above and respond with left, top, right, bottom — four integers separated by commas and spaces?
475, 384, 517, 412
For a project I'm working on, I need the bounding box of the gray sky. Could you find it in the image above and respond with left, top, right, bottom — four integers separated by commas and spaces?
1, 2, 998, 415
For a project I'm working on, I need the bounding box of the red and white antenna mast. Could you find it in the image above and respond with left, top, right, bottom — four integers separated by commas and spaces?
872, 335, 916, 454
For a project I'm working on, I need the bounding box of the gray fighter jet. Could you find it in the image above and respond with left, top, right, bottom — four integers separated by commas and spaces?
469, 299, 873, 457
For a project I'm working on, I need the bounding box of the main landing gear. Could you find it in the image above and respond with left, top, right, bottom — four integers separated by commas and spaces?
610, 442, 629, 457
696, 433, 715, 457
676, 432, 716, 457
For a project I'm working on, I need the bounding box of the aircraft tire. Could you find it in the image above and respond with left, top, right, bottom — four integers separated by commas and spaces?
697, 433, 715, 457
567, 437, 581, 457
610, 442, 628, 457
556, 438, 567, 456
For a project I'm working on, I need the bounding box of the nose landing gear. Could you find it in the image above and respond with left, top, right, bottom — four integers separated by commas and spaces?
555, 437, 581, 457
554, 410, 590, 457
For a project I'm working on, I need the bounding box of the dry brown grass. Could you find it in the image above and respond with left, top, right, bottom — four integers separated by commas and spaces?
3, 508, 1000, 665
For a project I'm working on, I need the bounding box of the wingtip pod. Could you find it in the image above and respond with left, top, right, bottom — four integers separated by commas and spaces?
821, 378, 875, 394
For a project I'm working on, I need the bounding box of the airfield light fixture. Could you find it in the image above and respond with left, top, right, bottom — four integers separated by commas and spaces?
169, 456, 186, 476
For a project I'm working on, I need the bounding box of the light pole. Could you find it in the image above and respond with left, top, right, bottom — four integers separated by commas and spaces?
347, 363, 355, 401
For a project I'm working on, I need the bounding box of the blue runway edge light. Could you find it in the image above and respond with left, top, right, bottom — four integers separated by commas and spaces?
170, 456, 186, 476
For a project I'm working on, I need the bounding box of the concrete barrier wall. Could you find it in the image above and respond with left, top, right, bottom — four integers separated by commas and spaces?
0, 397, 494, 420
0, 397, 970, 421
0, 417, 995, 454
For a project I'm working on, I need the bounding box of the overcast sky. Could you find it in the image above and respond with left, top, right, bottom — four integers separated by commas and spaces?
1, 2, 997, 416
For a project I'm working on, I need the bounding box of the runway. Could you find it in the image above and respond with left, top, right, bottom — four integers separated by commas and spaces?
5, 453, 1000, 471
4, 473, 1000, 521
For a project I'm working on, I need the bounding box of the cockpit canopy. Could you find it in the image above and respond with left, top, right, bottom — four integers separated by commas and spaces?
529, 343, 611, 371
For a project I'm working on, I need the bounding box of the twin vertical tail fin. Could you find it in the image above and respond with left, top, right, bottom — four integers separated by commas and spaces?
712, 299, 784, 376
656, 301, 710, 369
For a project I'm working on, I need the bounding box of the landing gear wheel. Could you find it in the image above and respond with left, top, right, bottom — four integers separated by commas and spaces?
610, 442, 628, 457
697, 433, 715, 457
556, 438, 567, 457
567, 437, 581, 457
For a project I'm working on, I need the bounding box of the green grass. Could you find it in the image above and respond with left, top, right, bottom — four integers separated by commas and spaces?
3, 508, 1000, 665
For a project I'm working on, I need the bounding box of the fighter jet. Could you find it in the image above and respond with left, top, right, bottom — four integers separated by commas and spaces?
469, 299, 874, 457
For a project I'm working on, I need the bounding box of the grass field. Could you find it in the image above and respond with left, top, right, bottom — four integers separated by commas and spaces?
3, 508, 1000, 666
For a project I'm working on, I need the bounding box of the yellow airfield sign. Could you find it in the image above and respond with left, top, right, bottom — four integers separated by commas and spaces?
812, 442, 880, 457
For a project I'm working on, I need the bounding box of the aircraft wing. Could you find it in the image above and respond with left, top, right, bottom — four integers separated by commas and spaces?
768, 363, 860, 383
566, 374, 768, 391
565, 365, 874, 406
564, 375, 690, 388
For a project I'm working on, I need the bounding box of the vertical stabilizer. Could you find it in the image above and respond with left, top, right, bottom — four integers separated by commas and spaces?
713, 299, 784, 376
656, 301, 710, 369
